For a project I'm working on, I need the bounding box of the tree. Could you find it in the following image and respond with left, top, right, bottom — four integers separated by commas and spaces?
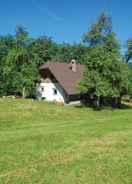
78, 12, 130, 108
29, 36, 57, 66
125, 39, 132, 62
4, 47, 38, 98
53, 43, 87, 63
15, 25, 29, 48
83, 12, 112, 46
3, 27, 38, 98
0, 35, 15, 96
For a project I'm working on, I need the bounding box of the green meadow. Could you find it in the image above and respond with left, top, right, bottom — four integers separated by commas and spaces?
0, 99, 132, 184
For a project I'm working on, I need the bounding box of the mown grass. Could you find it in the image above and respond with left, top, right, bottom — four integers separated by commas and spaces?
0, 99, 132, 184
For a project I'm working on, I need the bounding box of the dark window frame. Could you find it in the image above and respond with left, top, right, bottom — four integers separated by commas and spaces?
53, 88, 57, 95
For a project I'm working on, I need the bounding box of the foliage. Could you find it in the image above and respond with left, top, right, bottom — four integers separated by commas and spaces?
79, 12, 131, 107
125, 39, 132, 62
4, 47, 38, 97
0, 35, 15, 96
15, 25, 30, 48
2, 26, 38, 97
29, 36, 57, 65
53, 43, 87, 63
83, 12, 112, 46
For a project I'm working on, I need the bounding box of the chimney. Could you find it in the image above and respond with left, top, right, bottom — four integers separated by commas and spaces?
69, 59, 77, 72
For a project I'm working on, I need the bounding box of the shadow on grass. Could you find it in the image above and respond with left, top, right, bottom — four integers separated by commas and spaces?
75, 102, 132, 111
75, 103, 99, 110
120, 103, 132, 110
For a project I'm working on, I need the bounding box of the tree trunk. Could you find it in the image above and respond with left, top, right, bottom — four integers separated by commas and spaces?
117, 97, 121, 108
95, 95, 100, 110
22, 87, 26, 98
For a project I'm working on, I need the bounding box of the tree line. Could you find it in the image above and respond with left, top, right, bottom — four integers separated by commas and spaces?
0, 12, 132, 107
0, 26, 87, 98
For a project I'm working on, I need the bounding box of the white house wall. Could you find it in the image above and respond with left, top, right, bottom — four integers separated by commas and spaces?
37, 82, 66, 103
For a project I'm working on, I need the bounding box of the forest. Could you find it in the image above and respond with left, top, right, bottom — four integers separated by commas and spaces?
0, 12, 132, 107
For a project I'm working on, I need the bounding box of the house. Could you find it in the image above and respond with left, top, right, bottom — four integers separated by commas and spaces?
36, 60, 85, 104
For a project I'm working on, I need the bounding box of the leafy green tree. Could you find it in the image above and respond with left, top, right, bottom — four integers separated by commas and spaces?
125, 39, 132, 62
53, 43, 87, 63
0, 35, 15, 96
15, 25, 29, 48
3, 27, 38, 98
29, 36, 57, 65
4, 47, 38, 98
79, 12, 130, 108
83, 12, 112, 46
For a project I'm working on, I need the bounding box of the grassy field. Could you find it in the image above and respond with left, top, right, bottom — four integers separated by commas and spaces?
0, 99, 132, 184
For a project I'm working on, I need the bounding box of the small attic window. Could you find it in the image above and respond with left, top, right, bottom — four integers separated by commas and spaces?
53, 88, 57, 95
41, 87, 44, 92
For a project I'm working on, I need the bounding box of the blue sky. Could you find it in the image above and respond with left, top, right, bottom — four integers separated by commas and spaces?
0, 0, 132, 48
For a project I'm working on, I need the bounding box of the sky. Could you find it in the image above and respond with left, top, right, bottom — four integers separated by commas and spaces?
0, 0, 132, 48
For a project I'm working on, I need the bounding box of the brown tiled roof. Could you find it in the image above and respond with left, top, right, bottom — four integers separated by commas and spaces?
39, 62, 85, 95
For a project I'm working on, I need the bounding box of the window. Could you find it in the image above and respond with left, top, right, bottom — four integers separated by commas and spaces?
53, 88, 57, 95
41, 87, 44, 92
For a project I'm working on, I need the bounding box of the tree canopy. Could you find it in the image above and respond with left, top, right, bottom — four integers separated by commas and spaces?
79, 12, 131, 108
